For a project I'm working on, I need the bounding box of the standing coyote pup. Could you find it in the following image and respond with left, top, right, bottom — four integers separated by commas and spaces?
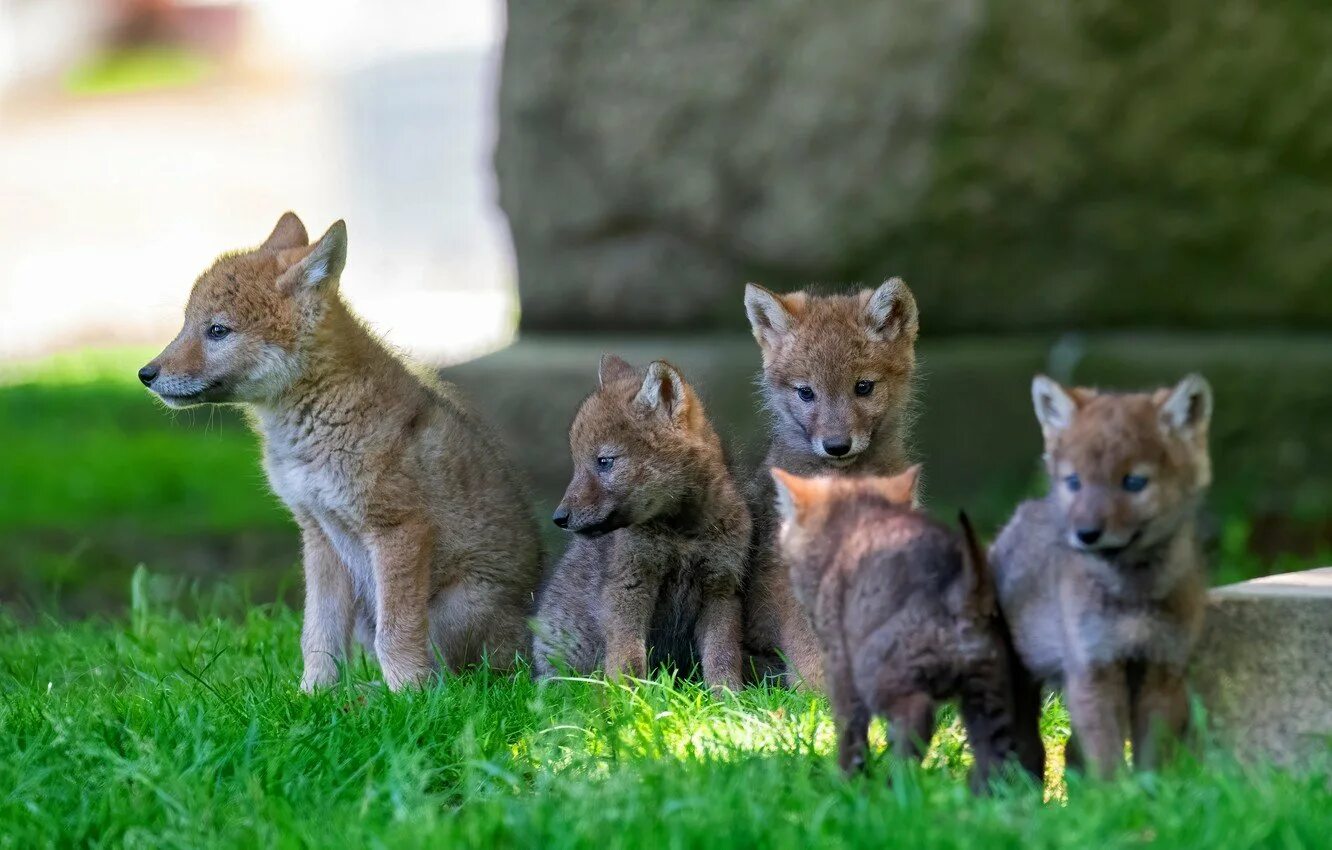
140, 213, 542, 691
991, 373, 1214, 778
533, 356, 750, 691
743, 280, 919, 687
773, 465, 1038, 791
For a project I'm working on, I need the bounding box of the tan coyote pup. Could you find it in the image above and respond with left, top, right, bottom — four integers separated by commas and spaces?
991, 373, 1214, 778
140, 213, 542, 691
533, 356, 750, 691
743, 280, 919, 687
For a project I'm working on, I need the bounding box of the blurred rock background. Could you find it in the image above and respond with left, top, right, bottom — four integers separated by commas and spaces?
1, 0, 1329, 614
457, 0, 1332, 562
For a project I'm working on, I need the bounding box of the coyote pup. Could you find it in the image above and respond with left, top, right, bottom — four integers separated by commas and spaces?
991, 373, 1214, 778
743, 280, 919, 687
773, 466, 1038, 791
533, 356, 750, 691
140, 213, 542, 691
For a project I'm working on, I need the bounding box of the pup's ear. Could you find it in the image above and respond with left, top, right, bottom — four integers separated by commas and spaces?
277, 220, 347, 295
868, 463, 921, 506
635, 360, 690, 423
744, 284, 800, 353
261, 212, 309, 251
771, 468, 830, 525
862, 278, 919, 342
1031, 374, 1079, 440
598, 354, 636, 388
1158, 373, 1213, 437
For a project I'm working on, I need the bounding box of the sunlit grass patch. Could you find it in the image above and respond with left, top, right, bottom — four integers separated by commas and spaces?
0, 588, 1328, 847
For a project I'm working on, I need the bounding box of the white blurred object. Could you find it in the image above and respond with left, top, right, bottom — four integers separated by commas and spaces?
0, 0, 514, 365
0, 0, 109, 94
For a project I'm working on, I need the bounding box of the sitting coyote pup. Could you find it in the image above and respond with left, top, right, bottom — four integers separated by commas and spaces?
743, 280, 919, 688
991, 373, 1214, 778
533, 356, 750, 691
139, 213, 542, 691
773, 465, 1038, 791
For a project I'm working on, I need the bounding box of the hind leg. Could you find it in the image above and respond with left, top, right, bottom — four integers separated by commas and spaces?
429, 579, 530, 673
1008, 653, 1047, 783
887, 692, 937, 764
531, 598, 603, 679
959, 661, 1037, 794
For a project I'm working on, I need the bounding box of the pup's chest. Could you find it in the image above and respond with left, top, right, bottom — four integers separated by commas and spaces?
263, 436, 367, 520
1068, 595, 1197, 671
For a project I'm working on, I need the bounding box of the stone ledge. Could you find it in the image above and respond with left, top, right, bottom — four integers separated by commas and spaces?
1191, 568, 1332, 766
441, 333, 1332, 539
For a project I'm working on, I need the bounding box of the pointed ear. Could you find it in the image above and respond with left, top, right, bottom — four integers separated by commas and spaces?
771, 468, 830, 525
634, 360, 690, 423
863, 278, 919, 342
1031, 374, 1079, 440
1158, 373, 1213, 436
277, 220, 347, 295
261, 212, 308, 251
744, 283, 798, 352
868, 463, 921, 506
598, 354, 636, 388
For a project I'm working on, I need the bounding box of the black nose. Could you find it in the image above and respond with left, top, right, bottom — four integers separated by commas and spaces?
1076, 527, 1103, 546
138, 364, 159, 387
552, 507, 570, 529
822, 438, 852, 457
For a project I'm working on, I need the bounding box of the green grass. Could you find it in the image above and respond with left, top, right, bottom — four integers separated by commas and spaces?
2, 348, 1328, 844
0, 348, 287, 534
1, 583, 1327, 848
0, 350, 294, 610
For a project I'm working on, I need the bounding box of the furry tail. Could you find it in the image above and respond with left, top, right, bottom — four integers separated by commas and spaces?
957, 510, 996, 618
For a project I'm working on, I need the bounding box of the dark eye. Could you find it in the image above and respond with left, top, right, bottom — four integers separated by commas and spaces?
795, 386, 816, 403
1064, 474, 1082, 492
854, 380, 875, 397
596, 456, 615, 472
206, 324, 231, 340
1122, 474, 1149, 493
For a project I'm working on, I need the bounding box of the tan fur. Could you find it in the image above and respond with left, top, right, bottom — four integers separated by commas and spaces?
773, 468, 1039, 792
991, 374, 1214, 778
742, 280, 920, 688
141, 213, 542, 691
533, 356, 750, 692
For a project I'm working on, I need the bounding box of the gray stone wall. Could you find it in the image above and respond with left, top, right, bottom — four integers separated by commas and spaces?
497, 1, 1332, 333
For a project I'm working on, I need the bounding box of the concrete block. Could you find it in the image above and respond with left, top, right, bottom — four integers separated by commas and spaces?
1192, 568, 1332, 765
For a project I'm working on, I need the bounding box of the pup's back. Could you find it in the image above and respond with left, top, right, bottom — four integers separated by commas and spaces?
829, 501, 997, 701
774, 467, 1034, 789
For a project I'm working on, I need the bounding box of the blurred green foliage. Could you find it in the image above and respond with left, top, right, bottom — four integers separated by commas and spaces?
1, 347, 1325, 615
63, 47, 213, 97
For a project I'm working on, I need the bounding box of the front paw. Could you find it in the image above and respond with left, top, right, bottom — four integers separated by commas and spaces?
604, 642, 647, 680
704, 665, 742, 696
300, 661, 340, 693
381, 660, 433, 692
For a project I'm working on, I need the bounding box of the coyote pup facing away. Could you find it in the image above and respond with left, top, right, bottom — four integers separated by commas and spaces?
772, 466, 1039, 792
991, 373, 1214, 779
140, 213, 542, 691
533, 356, 750, 691
743, 280, 919, 688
